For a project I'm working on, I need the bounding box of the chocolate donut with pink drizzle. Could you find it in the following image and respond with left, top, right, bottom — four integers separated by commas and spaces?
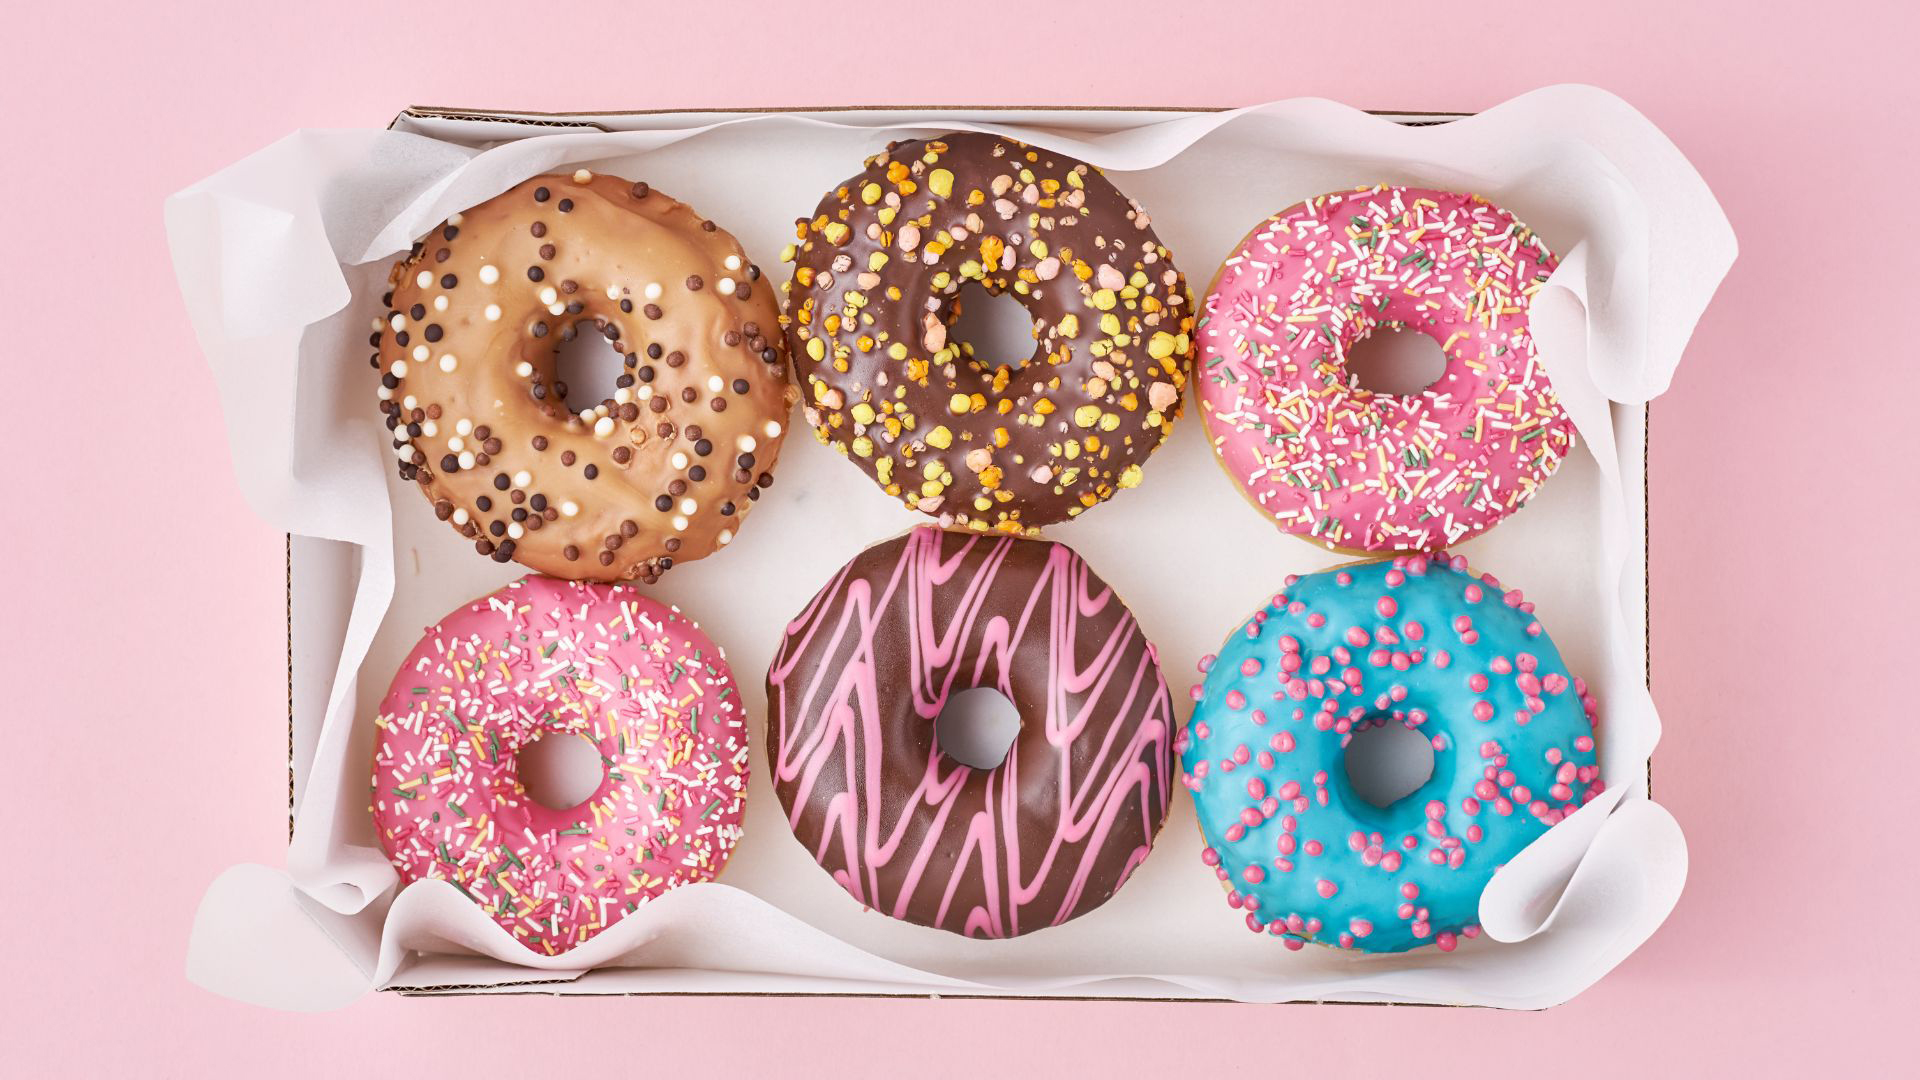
766, 525, 1175, 937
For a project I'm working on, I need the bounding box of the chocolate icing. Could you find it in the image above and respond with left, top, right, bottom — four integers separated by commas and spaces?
780, 133, 1194, 533
374, 172, 798, 582
765, 526, 1175, 937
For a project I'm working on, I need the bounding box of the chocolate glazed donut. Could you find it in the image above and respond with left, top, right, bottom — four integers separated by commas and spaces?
766, 525, 1175, 937
780, 133, 1195, 533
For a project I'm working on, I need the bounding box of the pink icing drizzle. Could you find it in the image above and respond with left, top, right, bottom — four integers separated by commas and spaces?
766, 526, 1174, 937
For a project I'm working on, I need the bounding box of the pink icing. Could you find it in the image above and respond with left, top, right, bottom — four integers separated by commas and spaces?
370, 575, 748, 955
1197, 185, 1575, 550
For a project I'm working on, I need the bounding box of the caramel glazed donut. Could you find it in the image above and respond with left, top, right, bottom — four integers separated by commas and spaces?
781, 133, 1195, 533
372, 171, 799, 582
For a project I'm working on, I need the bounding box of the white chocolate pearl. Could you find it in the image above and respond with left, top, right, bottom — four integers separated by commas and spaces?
671, 515, 688, 531
416, 270, 432, 288
402, 395, 418, 410
717, 529, 733, 546
717, 278, 736, 296
593, 416, 615, 437
764, 420, 783, 438
671, 452, 689, 470
515, 361, 534, 378
433, 295, 448, 312
420, 420, 437, 437
548, 303, 566, 316
507, 522, 525, 540
606, 284, 622, 300
573, 169, 593, 183
512, 470, 531, 487
539, 286, 558, 305
452, 507, 469, 525
411, 344, 429, 362
447, 436, 464, 452
372, 317, 386, 332
478, 264, 499, 285
438, 354, 458, 373
448, 212, 464, 226
484, 304, 501, 322
389, 313, 405, 331
707, 375, 724, 393
636, 385, 654, 401
614, 387, 632, 405
737, 435, 757, 452
678, 497, 697, 515
458, 451, 476, 469
561, 500, 579, 517
455, 418, 473, 436
391, 359, 410, 378
644, 282, 662, 301
376, 385, 392, 400
723, 254, 742, 271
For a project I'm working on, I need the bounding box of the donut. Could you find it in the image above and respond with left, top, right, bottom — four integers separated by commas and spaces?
371, 575, 749, 955
766, 525, 1175, 936
1196, 185, 1574, 551
372, 171, 798, 583
1177, 554, 1602, 952
780, 132, 1195, 533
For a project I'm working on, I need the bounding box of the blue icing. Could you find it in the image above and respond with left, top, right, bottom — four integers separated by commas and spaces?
1178, 555, 1601, 953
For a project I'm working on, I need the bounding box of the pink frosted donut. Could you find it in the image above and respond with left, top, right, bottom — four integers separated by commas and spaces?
371, 575, 748, 955
1197, 185, 1575, 551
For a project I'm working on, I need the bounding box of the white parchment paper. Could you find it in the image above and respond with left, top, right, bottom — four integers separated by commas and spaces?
167, 86, 1731, 1011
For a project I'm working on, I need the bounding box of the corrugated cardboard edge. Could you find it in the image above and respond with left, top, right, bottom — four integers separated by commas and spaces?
278, 104, 1651, 1006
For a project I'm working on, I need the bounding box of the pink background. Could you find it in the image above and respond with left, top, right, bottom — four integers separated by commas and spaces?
4, 0, 1911, 1071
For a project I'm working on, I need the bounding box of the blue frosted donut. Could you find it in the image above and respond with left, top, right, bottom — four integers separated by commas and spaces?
1177, 553, 1603, 952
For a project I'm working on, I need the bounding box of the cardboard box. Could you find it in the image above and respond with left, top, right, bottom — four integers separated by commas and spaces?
172, 92, 1728, 1010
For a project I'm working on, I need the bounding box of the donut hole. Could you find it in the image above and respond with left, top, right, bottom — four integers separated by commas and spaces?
1343, 720, 1436, 809
552, 327, 628, 413
1344, 325, 1447, 396
934, 687, 1023, 769
947, 283, 1039, 372
518, 732, 607, 810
